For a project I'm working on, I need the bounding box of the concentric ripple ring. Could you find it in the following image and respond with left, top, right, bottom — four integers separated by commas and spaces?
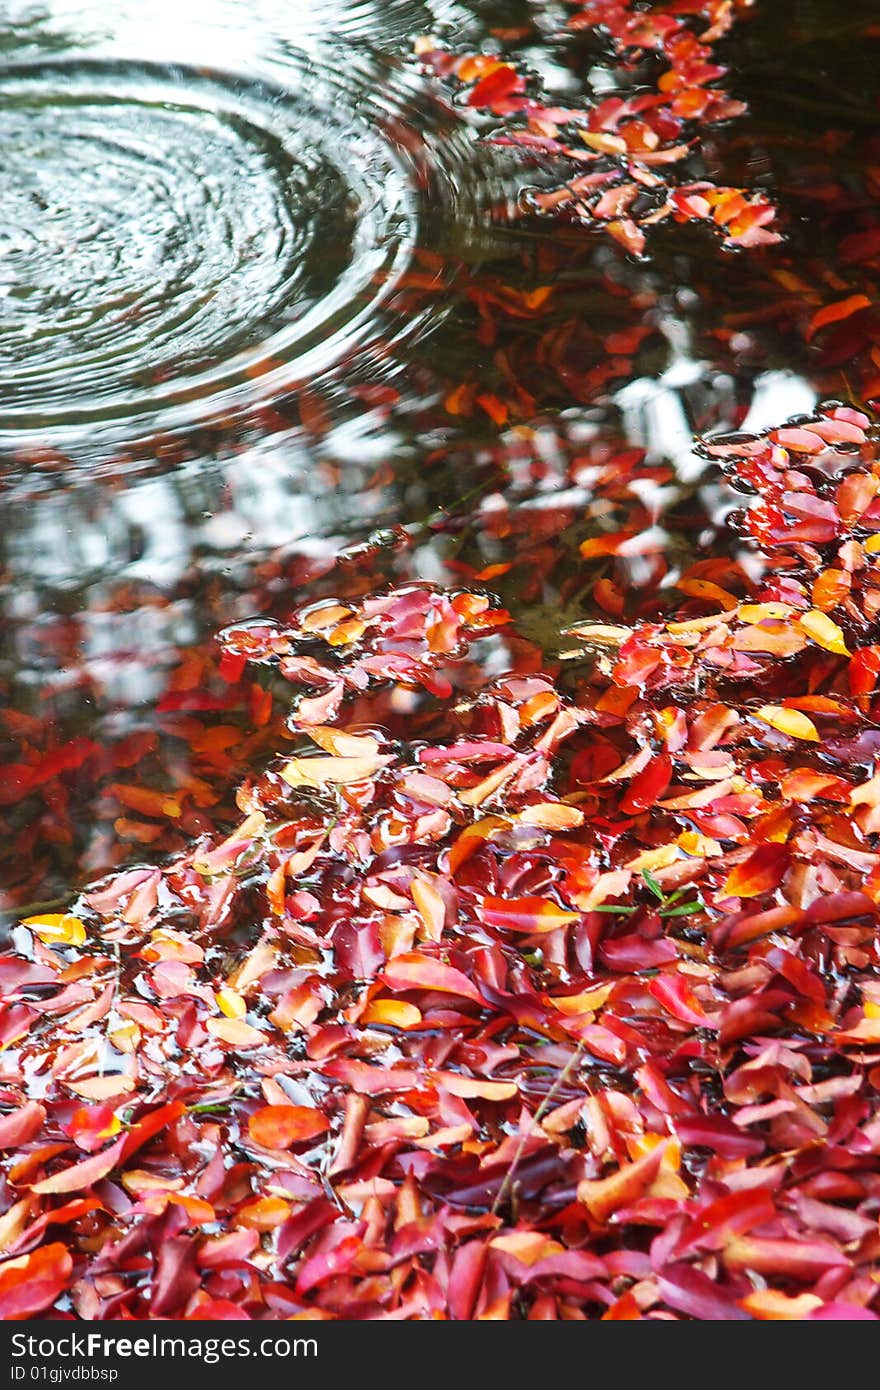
0, 58, 419, 434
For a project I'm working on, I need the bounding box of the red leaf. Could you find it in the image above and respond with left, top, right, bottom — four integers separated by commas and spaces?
120, 1101, 187, 1163
721, 842, 790, 899
31, 1135, 127, 1195
674, 1189, 776, 1254
381, 954, 483, 1004
0, 1101, 45, 1149
657, 1263, 750, 1320
648, 973, 712, 1027
468, 65, 524, 109
620, 752, 672, 813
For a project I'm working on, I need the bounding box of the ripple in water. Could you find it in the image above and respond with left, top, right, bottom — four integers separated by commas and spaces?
0, 58, 420, 435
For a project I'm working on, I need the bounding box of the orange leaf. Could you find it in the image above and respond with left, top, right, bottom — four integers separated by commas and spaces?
806, 294, 871, 340
307, 727, 382, 758
248, 1105, 330, 1149
237, 1196, 291, 1230
0, 1243, 72, 1319
516, 802, 585, 829
740, 1290, 823, 1320
578, 1143, 667, 1222
721, 842, 790, 899
490, 1231, 565, 1265
446, 816, 510, 874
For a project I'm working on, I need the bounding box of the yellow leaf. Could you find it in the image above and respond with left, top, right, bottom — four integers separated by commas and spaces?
551, 984, 614, 1016
563, 623, 632, 646
666, 613, 729, 634
737, 603, 795, 621
516, 803, 585, 829
23, 913, 86, 947
205, 1018, 266, 1048
625, 843, 680, 871
797, 609, 849, 655
458, 761, 519, 808
676, 579, 739, 610
307, 727, 381, 758
362, 1000, 422, 1029
280, 754, 388, 788
434, 1073, 518, 1101
850, 773, 880, 810
0, 1199, 34, 1254
580, 130, 627, 155
754, 705, 820, 741
121, 1170, 184, 1196
228, 938, 278, 993
216, 987, 246, 1019
572, 869, 632, 911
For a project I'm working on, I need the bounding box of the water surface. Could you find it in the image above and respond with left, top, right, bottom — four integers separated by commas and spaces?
1, 0, 877, 913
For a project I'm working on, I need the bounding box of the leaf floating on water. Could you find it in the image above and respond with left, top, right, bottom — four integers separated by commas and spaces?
280, 753, 391, 788
753, 705, 820, 741
22, 914, 87, 947
205, 1018, 266, 1048
797, 610, 849, 655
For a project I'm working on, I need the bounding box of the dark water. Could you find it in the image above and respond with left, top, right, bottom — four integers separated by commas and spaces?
1, 0, 877, 913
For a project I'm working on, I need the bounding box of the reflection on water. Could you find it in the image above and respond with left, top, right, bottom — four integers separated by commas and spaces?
0, 0, 872, 910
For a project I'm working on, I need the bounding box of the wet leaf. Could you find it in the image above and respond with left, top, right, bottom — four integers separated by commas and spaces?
248, 1106, 330, 1149
22, 914, 87, 947
753, 706, 820, 741
0, 1244, 73, 1320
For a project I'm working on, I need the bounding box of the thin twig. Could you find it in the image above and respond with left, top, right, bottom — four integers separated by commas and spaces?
491, 1036, 587, 1217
